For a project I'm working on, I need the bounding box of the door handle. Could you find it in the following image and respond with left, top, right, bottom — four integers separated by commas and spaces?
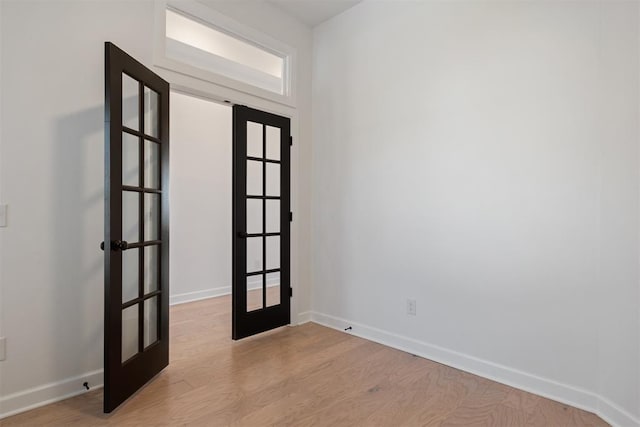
112, 240, 129, 251
100, 240, 129, 251
237, 232, 248, 238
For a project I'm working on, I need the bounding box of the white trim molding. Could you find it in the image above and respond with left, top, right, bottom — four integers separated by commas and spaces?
0, 370, 103, 420
310, 311, 640, 427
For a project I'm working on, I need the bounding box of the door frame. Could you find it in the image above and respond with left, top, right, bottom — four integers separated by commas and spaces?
163, 74, 301, 326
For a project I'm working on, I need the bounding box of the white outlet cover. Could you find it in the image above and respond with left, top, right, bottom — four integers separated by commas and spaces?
407, 299, 417, 315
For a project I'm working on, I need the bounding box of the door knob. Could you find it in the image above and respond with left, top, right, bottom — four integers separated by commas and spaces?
100, 240, 129, 251
112, 240, 129, 251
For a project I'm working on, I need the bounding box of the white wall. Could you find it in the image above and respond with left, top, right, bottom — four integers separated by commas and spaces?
0, 0, 312, 417
0, 0, 156, 417
312, 1, 639, 425
0, 0, 5, 346
595, 2, 640, 421
170, 91, 233, 304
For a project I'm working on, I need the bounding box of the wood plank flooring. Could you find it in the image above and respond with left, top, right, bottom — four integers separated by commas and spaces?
1, 293, 608, 426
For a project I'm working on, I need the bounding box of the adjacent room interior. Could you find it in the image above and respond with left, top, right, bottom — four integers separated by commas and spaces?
0, 0, 639, 426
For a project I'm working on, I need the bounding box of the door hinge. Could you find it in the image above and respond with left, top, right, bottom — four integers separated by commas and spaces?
289, 287, 293, 297
289, 212, 293, 222
289, 136, 293, 146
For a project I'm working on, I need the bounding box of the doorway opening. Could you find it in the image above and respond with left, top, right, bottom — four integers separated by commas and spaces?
169, 91, 290, 337
169, 91, 234, 306
104, 42, 292, 411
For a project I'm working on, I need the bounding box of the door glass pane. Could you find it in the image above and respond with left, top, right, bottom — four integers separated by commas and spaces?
122, 304, 139, 362
266, 199, 280, 233
144, 194, 160, 241
247, 160, 262, 196
247, 121, 262, 158
247, 275, 263, 312
246, 199, 262, 234
122, 191, 139, 243
144, 245, 159, 294
266, 236, 280, 270
144, 87, 159, 138
266, 272, 280, 307
144, 140, 160, 189
266, 163, 280, 196
122, 133, 139, 186
246, 237, 263, 272
122, 73, 139, 131
144, 296, 159, 347
265, 126, 280, 160
122, 248, 139, 303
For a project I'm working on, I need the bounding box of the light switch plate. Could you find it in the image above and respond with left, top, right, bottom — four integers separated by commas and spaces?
0, 337, 6, 361
0, 204, 6, 227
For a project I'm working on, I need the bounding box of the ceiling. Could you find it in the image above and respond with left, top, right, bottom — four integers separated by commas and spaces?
267, 0, 362, 27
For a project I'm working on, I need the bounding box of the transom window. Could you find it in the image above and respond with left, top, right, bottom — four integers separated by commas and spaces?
164, 8, 288, 96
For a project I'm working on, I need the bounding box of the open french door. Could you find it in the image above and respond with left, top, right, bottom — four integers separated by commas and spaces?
232, 105, 291, 339
103, 42, 170, 413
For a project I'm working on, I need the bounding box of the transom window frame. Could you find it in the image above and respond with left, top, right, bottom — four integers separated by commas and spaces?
153, 0, 297, 107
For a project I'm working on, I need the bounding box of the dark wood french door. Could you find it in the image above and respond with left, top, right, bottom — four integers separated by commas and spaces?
232, 105, 291, 340
103, 42, 170, 413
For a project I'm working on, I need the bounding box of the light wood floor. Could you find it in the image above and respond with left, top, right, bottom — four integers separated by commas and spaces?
2, 293, 608, 426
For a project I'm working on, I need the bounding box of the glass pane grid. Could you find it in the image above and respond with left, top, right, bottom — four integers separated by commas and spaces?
144, 86, 159, 138
122, 248, 139, 303
144, 245, 159, 294
247, 199, 262, 234
247, 122, 262, 158
122, 132, 140, 186
122, 73, 139, 131
247, 276, 263, 312
246, 160, 262, 196
144, 139, 160, 189
144, 194, 160, 241
244, 121, 284, 312
120, 76, 163, 365
247, 237, 263, 272
266, 236, 280, 270
266, 163, 280, 196
122, 304, 139, 362
144, 296, 159, 348
265, 125, 280, 161
122, 191, 140, 244
266, 272, 280, 307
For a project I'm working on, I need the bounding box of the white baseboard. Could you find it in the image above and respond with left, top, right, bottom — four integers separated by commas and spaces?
0, 369, 103, 420
597, 397, 640, 427
2, 279, 284, 420
310, 311, 639, 427
170, 277, 280, 306
9, 310, 633, 426
297, 311, 312, 324
170, 286, 230, 305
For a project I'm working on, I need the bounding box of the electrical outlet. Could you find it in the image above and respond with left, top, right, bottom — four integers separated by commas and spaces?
407, 299, 417, 316
0, 337, 6, 361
